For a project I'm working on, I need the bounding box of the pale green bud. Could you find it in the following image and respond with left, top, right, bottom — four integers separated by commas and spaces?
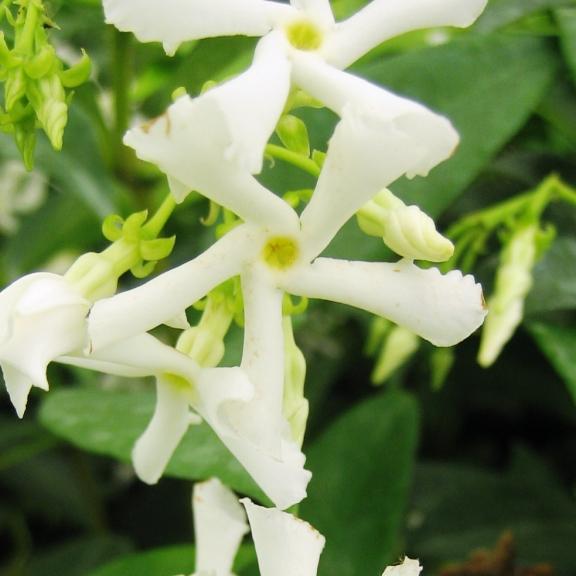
477, 224, 538, 367
5, 68, 27, 111
28, 73, 67, 150
371, 324, 420, 385
65, 252, 119, 301
357, 189, 454, 262
177, 294, 233, 367
276, 114, 310, 157
282, 317, 308, 447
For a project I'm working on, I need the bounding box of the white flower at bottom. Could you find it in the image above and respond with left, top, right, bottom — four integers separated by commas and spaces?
189, 478, 421, 576
60, 331, 311, 510
0, 273, 89, 417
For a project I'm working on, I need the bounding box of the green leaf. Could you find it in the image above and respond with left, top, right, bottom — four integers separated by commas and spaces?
556, 7, 576, 87
87, 545, 195, 576
27, 536, 132, 576
87, 543, 256, 576
39, 388, 267, 503
473, 0, 574, 34
360, 34, 556, 217
301, 390, 419, 576
527, 321, 576, 405
408, 448, 576, 575
526, 237, 576, 314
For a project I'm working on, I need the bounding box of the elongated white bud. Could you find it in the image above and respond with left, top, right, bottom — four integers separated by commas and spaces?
357, 189, 454, 262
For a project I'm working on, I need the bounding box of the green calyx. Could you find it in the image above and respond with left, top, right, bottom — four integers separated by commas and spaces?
0, 0, 92, 168
285, 19, 323, 51
66, 195, 177, 302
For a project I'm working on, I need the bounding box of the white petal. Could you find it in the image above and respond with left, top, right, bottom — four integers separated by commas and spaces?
2, 364, 33, 418
282, 259, 487, 347
132, 376, 192, 484
234, 264, 286, 452
124, 34, 297, 231
195, 367, 311, 510
63, 333, 201, 381
294, 65, 457, 256
165, 311, 190, 330
0, 274, 88, 394
103, 0, 272, 55
193, 479, 248, 576
382, 558, 422, 576
324, 0, 488, 68
242, 500, 325, 576
88, 224, 259, 351
290, 0, 335, 27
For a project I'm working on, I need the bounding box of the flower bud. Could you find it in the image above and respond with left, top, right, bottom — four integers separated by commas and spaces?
282, 317, 308, 447
357, 189, 454, 262
477, 224, 538, 367
276, 114, 310, 157
28, 73, 67, 150
371, 324, 419, 385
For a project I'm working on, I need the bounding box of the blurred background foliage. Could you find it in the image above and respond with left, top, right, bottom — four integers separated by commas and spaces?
1, 0, 576, 575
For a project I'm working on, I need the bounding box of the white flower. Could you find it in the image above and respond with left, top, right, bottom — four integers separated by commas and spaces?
0, 273, 89, 417
60, 331, 311, 510
188, 478, 325, 576
86, 86, 487, 508
102, 0, 487, 207
188, 478, 421, 576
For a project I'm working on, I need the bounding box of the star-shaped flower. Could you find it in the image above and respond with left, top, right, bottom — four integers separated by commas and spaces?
86, 80, 486, 510
102, 0, 487, 209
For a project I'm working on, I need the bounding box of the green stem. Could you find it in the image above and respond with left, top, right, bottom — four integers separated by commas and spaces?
265, 144, 321, 178
143, 193, 177, 237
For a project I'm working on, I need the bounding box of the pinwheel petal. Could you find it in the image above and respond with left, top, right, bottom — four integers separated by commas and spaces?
124, 34, 297, 231
193, 479, 249, 576
88, 225, 259, 351
242, 500, 325, 576
282, 258, 486, 347
324, 0, 488, 68
132, 376, 193, 484
293, 60, 457, 257
103, 0, 272, 55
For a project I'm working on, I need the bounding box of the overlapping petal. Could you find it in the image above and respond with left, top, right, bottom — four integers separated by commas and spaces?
0, 273, 89, 417
124, 33, 296, 231
103, 0, 273, 55
324, 0, 488, 68
282, 258, 486, 347
193, 479, 249, 576
196, 367, 311, 510
88, 224, 260, 351
294, 56, 458, 257
242, 499, 325, 576
132, 376, 193, 484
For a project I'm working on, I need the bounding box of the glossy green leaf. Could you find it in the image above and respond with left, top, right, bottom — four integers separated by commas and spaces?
526, 237, 576, 314
360, 34, 556, 217
39, 388, 267, 503
408, 448, 576, 575
27, 536, 132, 576
473, 0, 574, 34
88, 543, 256, 576
527, 321, 576, 405
87, 545, 195, 576
301, 390, 419, 576
556, 7, 576, 87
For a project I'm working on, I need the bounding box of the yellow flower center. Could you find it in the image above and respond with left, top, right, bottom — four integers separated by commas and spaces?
285, 19, 324, 51
262, 236, 299, 270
